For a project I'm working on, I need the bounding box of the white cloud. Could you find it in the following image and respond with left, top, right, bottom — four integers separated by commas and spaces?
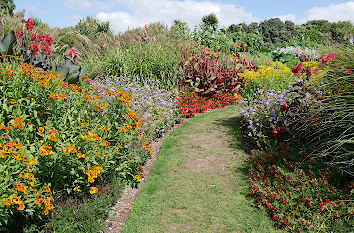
56, 0, 117, 12
96, 0, 258, 33
272, 1, 354, 24
305, 1, 354, 22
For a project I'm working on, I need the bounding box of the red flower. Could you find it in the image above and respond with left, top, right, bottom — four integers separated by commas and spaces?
69, 49, 77, 58
41, 43, 53, 55
280, 104, 288, 112
29, 44, 39, 55
25, 18, 34, 30
306, 66, 311, 76
31, 33, 38, 41
292, 63, 302, 74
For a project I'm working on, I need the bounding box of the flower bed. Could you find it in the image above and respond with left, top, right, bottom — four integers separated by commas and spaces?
0, 57, 152, 230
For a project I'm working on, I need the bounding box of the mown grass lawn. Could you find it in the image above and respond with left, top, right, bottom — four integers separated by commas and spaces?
122, 105, 280, 233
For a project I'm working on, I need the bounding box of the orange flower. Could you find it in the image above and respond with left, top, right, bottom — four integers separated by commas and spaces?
38, 127, 44, 134
101, 126, 109, 132
89, 187, 98, 194
9, 100, 18, 104
48, 135, 57, 141
1, 199, 11, 206
15, 117, 23, 122
134, 175, 142, 182
14, 184, 26, 192
50, 129, 58, 134
43, 186, 51, 193
188, 56, 194, 61
16, 204, 25, 210
0, 124, 9, 131
76, 152, 86, 159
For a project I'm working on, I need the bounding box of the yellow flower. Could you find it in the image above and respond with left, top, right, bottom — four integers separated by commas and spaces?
16, 204, 25, 210
89, 187, 98, 194
134, 175, 142, 182
38, 127, 45, 134
73, 187, 81, 192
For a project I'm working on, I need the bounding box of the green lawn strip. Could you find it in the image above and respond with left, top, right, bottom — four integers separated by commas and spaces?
122, 105, 279, 233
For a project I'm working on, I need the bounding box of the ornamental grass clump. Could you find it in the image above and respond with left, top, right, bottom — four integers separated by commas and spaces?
90, 76, 180, 140
0, 56, 152, 230
287, 47, 354, 177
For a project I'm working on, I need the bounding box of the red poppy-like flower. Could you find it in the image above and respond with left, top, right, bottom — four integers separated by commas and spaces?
29, 44, 39, 55
280, 104, 288, 112
69, 49, 77, 58
25, 18, 34, 30
292, 63, 302, 74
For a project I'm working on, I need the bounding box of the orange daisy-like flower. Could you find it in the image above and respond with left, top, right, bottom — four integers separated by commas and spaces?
16, 204, 25, 210
89, 187, 98, 194
38, 127, 45, 134
48, 135, 57, 141
43, 186, 51, 193
1, 199, 12, 206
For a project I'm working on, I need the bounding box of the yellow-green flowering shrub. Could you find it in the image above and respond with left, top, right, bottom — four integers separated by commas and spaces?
239, 61, 295, 99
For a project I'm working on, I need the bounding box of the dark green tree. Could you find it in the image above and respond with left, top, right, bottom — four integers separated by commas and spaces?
0, 0, 15, 16
202, 13, 219, 31
259, 18, 293, 47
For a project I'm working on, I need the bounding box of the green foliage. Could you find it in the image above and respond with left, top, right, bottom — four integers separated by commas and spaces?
170, 19, 190, 40
74, 16, 112, 40
56, 58, 85, 84
0, 0, 15, 16
192, 25, 264, 54
202, 13, 219, 31
84, 41, 181, 89
283, 28, 326, 48
259, 18, 296, 48
0, 31, 16, 55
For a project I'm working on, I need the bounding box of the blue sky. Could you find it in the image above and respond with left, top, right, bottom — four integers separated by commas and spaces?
15, 0, 354, 33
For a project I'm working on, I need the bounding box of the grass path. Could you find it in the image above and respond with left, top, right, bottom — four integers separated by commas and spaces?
121, 105, 278, 233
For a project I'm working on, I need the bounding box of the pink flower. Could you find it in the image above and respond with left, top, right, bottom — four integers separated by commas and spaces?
69, 49, 77, 58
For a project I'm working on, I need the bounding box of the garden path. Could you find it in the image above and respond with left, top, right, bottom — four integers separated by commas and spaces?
109, 105, 277, 233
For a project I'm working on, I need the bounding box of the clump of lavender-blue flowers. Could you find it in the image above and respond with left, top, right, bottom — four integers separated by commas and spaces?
90, 76, 179, 139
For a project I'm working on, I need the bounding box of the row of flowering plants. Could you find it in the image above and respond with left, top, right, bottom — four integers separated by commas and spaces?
0, 56, 152, 230
89, 76, 180, 140
177, 92, 242, 119
240, 51, 353, 232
